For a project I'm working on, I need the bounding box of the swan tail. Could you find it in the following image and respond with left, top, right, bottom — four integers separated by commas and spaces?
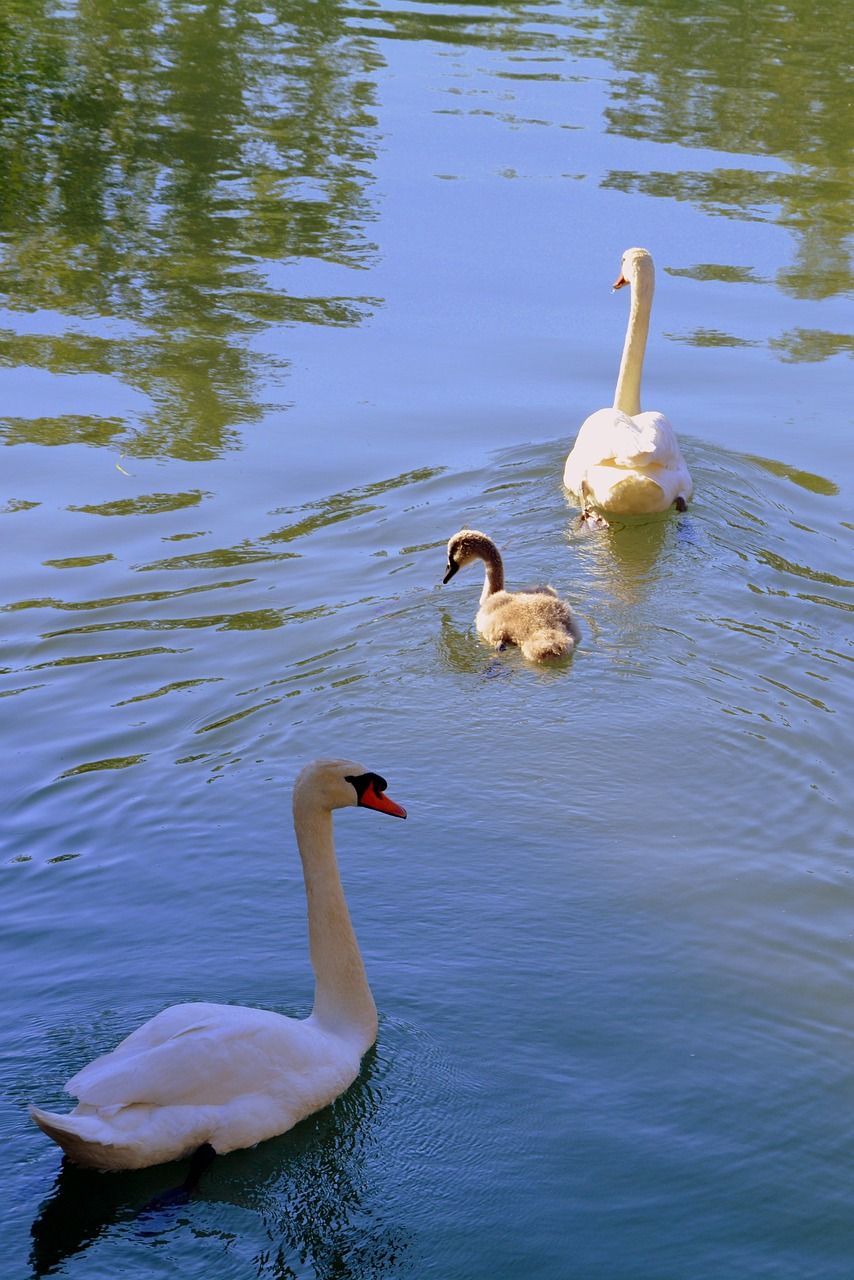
29, 1104, 132, 1170
520, 627, 576, 663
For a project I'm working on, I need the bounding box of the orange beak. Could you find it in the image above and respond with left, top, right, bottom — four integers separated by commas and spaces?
612, 271, 628, 290
359, 780, 407, 819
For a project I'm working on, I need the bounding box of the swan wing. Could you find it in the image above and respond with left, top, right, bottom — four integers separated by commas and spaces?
66, 1003, 331, 1108
622, 411, 686, 468
571, 408, 685, 469
86, 1002, 229, 1057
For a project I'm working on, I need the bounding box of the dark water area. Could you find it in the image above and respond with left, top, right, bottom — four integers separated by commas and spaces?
2, 1, 853, 1277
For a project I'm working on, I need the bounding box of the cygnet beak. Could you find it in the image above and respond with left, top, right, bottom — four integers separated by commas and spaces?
442, 560, 459, 584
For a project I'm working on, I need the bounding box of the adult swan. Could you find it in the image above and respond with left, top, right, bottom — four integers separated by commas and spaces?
563, 247, 692, 524
30, 759, 406, 1170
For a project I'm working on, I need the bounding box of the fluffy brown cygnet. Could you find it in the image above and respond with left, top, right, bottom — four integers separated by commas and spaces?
442, 530, 579, 662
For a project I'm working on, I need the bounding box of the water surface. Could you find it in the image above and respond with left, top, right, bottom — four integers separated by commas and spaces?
2, 1, 853, 1277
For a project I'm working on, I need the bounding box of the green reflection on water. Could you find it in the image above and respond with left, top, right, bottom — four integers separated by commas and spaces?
0, 0, 382, 457
0, 410, 125, 448
68, 489, 209, 516
0, 0, 851, 479
6, 578, 251, 613
59, 753, 147, 777
666, 264, 766, 285
134, 465, 446, 571
666, 326, 759, 349
591, 0, 853, 299
746, 455, 839, 496
356, 0, 854, 304
115, 676, 224, 706
29, 644, 186, 668
769, 329, 854, 363
43, 553, 116, 569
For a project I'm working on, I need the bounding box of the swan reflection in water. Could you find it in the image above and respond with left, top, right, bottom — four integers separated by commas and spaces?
566, 510, 686, 612
30, 1046, 412, 1279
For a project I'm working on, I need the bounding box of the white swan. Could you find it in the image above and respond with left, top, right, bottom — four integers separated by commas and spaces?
30, 759, 406, 1170
443, 529, 579, 662
563, 247, 692, 524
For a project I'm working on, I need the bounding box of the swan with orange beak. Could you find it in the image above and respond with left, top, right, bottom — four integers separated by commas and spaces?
31, 758, 406, 1171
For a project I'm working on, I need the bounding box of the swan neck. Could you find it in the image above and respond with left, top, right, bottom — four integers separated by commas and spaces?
293, 797, 377, 1045
479, 544, 505, 604
613, 267, 653, 417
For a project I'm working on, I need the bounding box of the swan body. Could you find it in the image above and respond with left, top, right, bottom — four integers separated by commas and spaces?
443, 529, 579, 662
30, 759, 406, 1170
563, 247, 692, 522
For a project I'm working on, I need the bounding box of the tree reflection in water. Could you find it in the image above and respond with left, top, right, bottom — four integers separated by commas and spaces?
586, 0, 853, 301
0, 0, 383, 460
0, 0, 849, 472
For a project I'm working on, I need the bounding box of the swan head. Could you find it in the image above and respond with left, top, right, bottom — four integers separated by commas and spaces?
293, 758, 407, 819
613, 246, 654, 292
443, 529, 496, 583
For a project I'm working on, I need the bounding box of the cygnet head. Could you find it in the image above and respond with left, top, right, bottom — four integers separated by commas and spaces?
613, 246, 654, 292
443, 529, 497, 584
293, 758, 407, 818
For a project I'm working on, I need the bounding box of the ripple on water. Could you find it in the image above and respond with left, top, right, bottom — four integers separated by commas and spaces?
2, 437, 849, 843
5, 434, 854, 1280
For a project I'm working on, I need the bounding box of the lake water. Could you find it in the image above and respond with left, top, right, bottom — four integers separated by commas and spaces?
2, 1, 853, 1276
